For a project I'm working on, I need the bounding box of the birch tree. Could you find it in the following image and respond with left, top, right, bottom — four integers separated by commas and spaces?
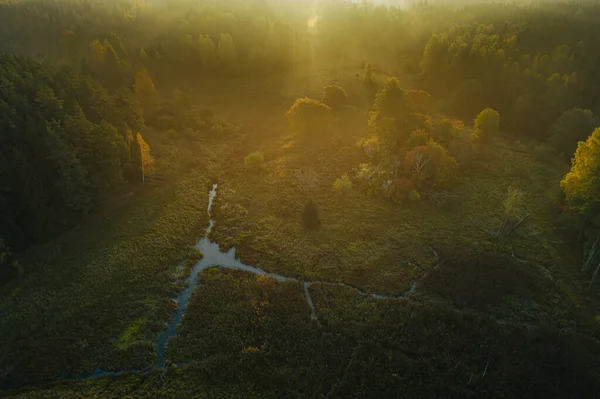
136, 133, 155, 184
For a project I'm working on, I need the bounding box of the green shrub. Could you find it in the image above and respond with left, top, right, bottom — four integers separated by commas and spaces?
302, 199, 320, 229
189, 247, 204, 262
286, 98, 332, 136
408, 190, 422, 201
332, 174, 352, 196
474, 108, 500, 139
322, 85, 348, 110
244, 151, 264, 170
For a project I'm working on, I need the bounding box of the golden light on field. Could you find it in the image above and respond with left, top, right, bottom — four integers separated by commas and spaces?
3, 0, 600, 396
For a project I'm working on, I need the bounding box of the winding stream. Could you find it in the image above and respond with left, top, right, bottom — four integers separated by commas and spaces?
155, 184, 294, 365
53, 183, 430, 384
155, 183, 427, 366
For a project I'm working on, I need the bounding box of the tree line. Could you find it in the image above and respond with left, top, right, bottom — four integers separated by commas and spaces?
0, 53, 151, 254
3, 0, 600, 285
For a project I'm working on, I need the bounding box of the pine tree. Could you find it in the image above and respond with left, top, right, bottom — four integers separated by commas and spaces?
134, 68, 158, 116
302, 199, 320, 229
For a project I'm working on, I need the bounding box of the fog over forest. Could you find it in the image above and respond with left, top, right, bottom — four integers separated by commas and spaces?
1, 0, 600, 398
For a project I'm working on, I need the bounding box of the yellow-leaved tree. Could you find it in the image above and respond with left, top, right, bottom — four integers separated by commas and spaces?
561, 128, 600, 216
562, 128, 600, 287
136, 133, 155, 184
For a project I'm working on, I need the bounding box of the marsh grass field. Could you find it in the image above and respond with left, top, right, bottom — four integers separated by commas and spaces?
2, 64, 600, 398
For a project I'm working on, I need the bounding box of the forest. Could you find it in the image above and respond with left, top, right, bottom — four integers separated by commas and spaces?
1, 0, 600, 397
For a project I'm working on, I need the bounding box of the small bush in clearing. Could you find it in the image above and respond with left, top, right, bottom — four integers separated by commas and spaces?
408, 190, 422, 202
474, 108, 500, 139
332, 174, 352, 196
286, 98, 332, 136
244, 151, 264, 170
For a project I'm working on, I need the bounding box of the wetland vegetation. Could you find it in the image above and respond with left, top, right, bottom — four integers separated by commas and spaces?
1, 0, 600, 397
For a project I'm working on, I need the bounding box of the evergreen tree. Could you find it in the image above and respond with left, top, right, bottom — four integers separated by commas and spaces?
0, 53, 145, 250
548, 108, 599, 161
134, 68, 158, 117
302, 199, 320, 229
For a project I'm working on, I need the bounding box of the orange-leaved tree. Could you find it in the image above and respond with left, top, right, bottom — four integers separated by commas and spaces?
403, 139, 457, 188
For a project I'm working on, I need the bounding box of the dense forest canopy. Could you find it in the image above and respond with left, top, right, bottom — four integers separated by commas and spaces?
1, 0, 600, 288
0, 53, 144, 251
2, 0, 600, 397
1, 0, 600, 274
1, 0, 597, 246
